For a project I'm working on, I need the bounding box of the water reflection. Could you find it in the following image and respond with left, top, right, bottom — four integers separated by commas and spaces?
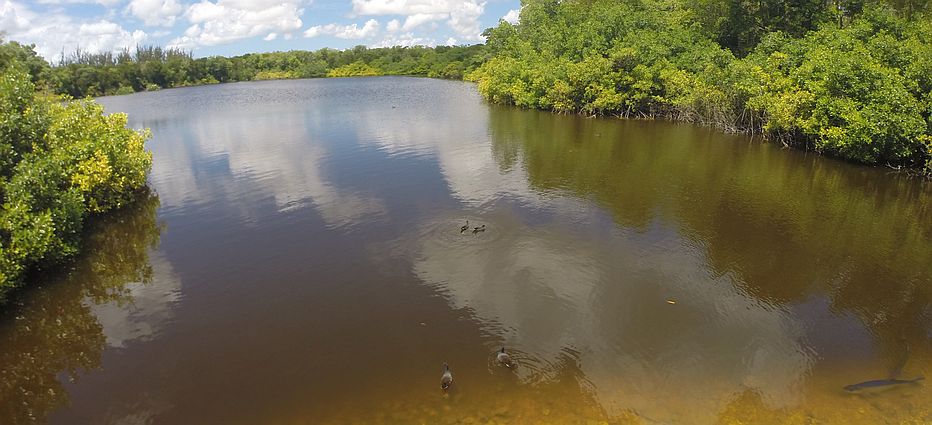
5, 78, 925, 424
0, 192, 164, 424
88, 83, 389, 235
353, 83, 540, 207
91, 252, 180, 348
401, 211, 813, 422
482, 107, 932, 421
486, 107, 932, 339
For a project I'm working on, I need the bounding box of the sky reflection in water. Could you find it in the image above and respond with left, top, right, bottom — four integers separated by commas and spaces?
0, 77, 928, 424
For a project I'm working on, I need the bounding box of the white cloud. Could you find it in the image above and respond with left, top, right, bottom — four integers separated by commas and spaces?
370, 31, 435, 48
1, 1, 147, 60
126, 0, 183, 27
502, 8, 519, 24
36, 0, 122, 5
446, 0, 483, 40
79, 21, 149, 51
401, 12, 445, 31
3, 0, 490, 57
351, 0, 486, 41
0, 0, 29, 31
304, 19, 379, 39
168, 0, 303, 49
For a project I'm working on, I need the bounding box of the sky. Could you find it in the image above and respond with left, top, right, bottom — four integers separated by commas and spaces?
0, 0, 522, 61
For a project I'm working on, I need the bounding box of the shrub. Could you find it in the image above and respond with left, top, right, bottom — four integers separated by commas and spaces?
253, 70, 299, 80
473, 0, 931, 170
114, 85, 136, 95
326, 62, 382, 77
0, 64, 152, 300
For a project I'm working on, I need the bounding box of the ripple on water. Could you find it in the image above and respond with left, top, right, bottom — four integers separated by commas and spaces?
421, 216, 508, 251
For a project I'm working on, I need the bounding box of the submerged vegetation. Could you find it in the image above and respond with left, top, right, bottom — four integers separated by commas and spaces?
469, 0, 932, 172
0, 40, 152, 301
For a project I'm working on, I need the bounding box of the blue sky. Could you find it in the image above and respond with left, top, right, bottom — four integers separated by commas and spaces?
0, 0, 521, 61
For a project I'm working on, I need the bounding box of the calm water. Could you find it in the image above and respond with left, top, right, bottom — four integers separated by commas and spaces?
1, 77, 930, 424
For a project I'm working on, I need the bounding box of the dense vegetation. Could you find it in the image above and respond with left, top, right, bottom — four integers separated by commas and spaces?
47, 44, 487, 98
469, 0, 932, 172
12, 1, 932, 171
0, 40, 152, 301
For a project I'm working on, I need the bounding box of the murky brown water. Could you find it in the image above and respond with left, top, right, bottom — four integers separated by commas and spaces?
1, 77, 930, 424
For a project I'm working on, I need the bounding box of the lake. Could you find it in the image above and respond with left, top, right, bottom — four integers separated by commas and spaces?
1, 76, 930, 424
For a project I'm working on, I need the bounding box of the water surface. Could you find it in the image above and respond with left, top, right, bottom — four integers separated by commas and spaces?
1, 77, 930, 424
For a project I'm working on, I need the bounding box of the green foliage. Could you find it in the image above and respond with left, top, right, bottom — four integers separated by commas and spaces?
254, 70, 299, 80
7, 1, 929, 172
114, 85, 135, 95
471, 0, 932, 171
0, 39, 51, 85
685, 0, 930, 55
326, 61, 382, 77
43, 44, 488, 97
744, 8, 930, 165
0, 61, 152, 299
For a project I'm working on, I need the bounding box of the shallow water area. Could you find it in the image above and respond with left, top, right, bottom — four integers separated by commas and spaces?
0, 77, 930, 424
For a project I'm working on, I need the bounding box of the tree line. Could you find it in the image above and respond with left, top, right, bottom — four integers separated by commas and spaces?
469, 0, 931, 173
16, 43, 488, 98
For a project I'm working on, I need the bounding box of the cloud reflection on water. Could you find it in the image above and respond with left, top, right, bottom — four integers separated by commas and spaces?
91, 253, 181, 348
87, 78, 928, 424
125, 85, 387, 230
344, 83, 815, 421
404, 208, 813, 422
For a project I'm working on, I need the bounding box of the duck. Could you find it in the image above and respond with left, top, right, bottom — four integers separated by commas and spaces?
496, 347, 514, 368
472, 225, 486, 234
441, 363, 454, 391
460, 220, 469, 233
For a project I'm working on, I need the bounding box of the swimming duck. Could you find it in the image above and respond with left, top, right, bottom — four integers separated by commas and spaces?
496, 347, 514, 368
472, 225, 486, 234
441, 363, 453, 390
460, 220, 469, 233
